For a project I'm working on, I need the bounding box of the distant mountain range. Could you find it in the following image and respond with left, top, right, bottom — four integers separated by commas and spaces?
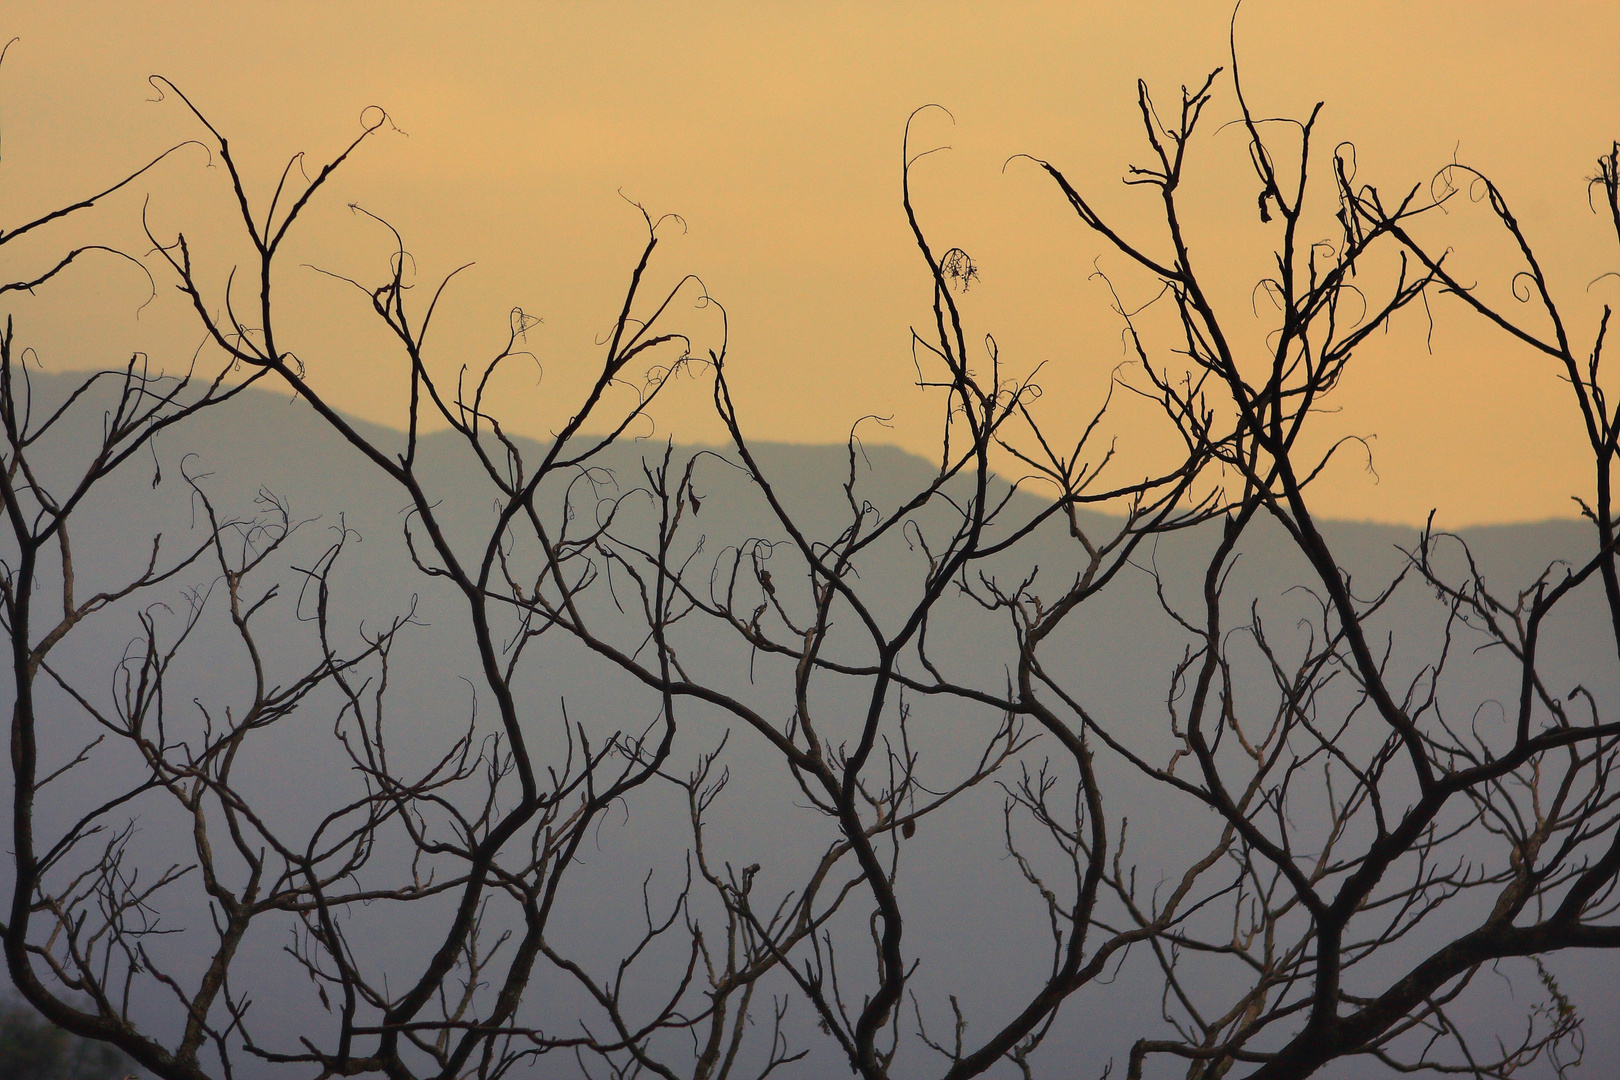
4, 372, 1615, 1078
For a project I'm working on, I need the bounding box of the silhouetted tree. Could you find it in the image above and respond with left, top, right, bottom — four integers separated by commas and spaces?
3, 27, 1616, 1080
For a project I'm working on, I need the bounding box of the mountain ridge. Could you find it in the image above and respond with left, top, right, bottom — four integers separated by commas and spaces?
3, 370, 1615, 1078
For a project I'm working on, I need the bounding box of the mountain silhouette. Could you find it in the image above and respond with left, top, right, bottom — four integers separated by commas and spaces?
4, 372, 1614, 1078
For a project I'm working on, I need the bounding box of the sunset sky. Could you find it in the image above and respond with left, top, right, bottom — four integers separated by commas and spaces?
4, 2, 1618, 525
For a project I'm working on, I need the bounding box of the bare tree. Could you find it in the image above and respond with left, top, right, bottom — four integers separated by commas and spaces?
967, 61, 1619, 1080
0, 58, 747, 1080
3, 29, 1618, 1080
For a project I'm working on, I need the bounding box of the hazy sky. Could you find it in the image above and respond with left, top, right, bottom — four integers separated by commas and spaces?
4, 2, 1618, 525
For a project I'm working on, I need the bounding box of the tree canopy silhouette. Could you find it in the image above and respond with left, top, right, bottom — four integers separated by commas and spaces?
2, 33, 1617, 1080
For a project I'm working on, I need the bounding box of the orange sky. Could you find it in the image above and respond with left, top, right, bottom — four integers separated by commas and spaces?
3, 2, 1618, 526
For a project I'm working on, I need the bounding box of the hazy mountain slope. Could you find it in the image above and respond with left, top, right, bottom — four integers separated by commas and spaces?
4, 373, 1614, 1078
